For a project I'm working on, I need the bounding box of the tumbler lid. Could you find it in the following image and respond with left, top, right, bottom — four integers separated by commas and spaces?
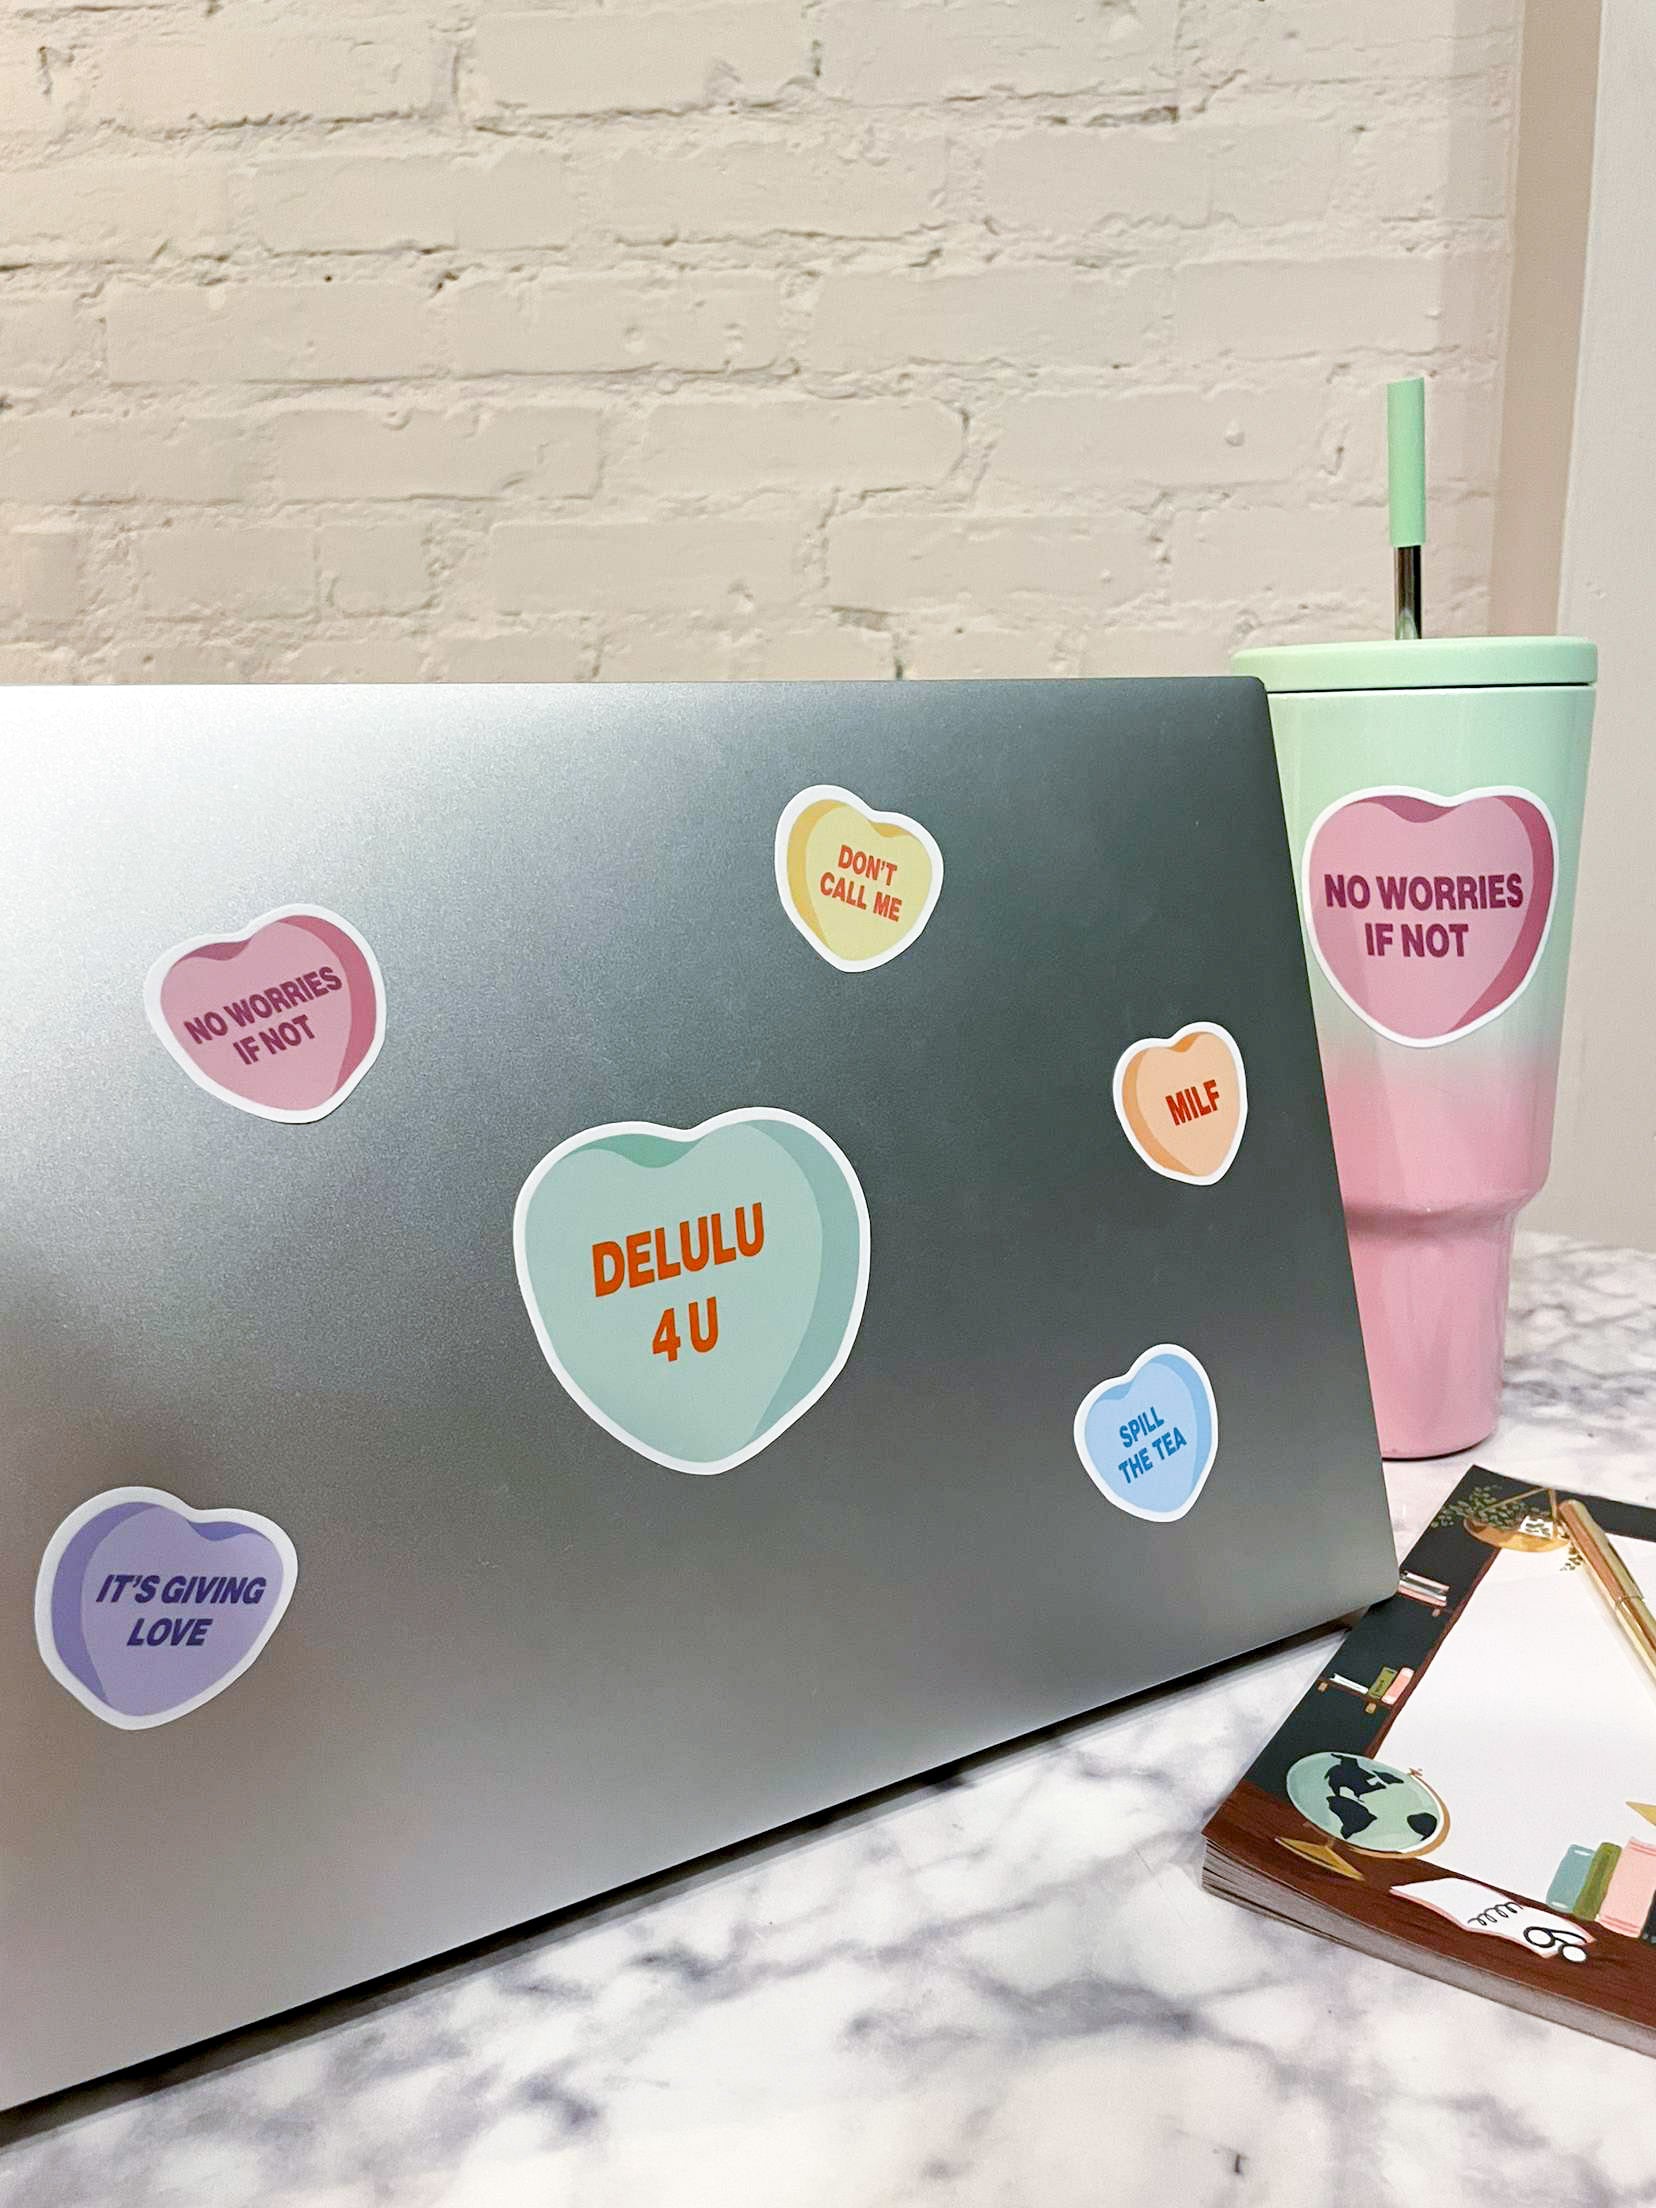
1232, 636, 1596, 693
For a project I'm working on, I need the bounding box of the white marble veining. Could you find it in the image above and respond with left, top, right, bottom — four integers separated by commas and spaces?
7, 1232, 1656, 2208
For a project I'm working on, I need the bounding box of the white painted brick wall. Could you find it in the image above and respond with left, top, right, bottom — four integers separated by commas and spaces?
0, 0, 1519, 682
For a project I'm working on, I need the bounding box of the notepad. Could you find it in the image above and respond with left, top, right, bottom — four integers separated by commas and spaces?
1204, 1467, 1656, 2056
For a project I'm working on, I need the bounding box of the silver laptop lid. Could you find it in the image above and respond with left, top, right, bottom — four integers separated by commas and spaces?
1, 680, 1391, 2105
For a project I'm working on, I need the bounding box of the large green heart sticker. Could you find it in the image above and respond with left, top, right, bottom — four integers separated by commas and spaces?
514, 1109, 870, 1475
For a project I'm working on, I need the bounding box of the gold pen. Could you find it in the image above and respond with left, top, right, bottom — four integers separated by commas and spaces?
1559, 1499, 1656, 1691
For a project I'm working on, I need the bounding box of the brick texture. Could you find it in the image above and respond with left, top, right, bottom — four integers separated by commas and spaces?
0, 0, 1519, 681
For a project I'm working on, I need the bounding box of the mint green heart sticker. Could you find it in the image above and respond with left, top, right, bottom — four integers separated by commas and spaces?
514, 1109, 871, 1474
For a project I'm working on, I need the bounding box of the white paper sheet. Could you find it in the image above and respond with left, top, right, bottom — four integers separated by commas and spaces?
1379, 1537, 1656, 1902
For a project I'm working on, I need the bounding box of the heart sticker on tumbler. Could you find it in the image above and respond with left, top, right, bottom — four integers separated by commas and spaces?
1113, 1022, 1247, 1185
36, 1487, 299, 1730
515, 1108, 870, 1475
1303, 786, 1558, 1048
145, 905, 386, 1122
776, 785, 943, 972
1074, 1344, 1218, 1523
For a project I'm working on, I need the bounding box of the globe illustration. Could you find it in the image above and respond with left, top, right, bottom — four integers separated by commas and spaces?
1286, 1751, 1448, 1855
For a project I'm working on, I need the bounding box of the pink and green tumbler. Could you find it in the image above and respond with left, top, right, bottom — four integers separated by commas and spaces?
1235, 636, 1595, 1458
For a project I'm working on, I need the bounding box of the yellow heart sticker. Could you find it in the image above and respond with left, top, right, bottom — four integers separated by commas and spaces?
1112, 1022, 1248, 1186
775, 785, 943, 972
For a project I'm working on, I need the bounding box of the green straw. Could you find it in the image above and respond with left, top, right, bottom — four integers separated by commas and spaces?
1387, 376, 1425, 639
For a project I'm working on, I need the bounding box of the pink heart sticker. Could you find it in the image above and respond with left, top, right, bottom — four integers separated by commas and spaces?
145, 906, 385, 1122
1304, 787, 1557, 1047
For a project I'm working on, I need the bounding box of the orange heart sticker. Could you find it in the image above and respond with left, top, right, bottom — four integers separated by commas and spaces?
1112, 1022, 1247, 1185
775, 785, 943, 972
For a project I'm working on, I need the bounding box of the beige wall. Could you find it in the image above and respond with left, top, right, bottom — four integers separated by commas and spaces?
1532, 0, 1656, 1249
1489, 0, 1600, 637
0, 0, 1521, 683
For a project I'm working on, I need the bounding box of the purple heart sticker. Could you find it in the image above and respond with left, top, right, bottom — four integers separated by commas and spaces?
35, 1488, 299, 1729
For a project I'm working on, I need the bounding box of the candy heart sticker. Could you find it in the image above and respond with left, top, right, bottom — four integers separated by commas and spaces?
1074, 1345, 1218, 1523
1303, 786, 1558, 1048
35, 1487, 298, 1730
515, 1108, 870, 1475
145, 905, 386, 1123
776, 785, 943, 972
1112, 1021, 1248, 1185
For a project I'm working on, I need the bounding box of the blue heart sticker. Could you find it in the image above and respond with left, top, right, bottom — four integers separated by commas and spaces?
1073, 1344, 1218, 1522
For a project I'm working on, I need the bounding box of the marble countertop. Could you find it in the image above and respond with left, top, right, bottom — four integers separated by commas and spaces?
8, 1231, 1656, 2208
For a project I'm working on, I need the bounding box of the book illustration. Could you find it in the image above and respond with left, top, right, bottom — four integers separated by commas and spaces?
1110, 1022, 1247, 1186
1597, 1839, 1656, 1937
1285, 1751, 1448, 1857
1397, 1569, 1449, 1616
1072, 1344, 1218, 1524
513, 1108, 870, 1476
1544, 1836, 1656, 1933
1572, 1842, 1622, 1924
1546, 1843, 1596, 1913
1317, 1663, 1416, 1715
144, 905, 385, 1124
1395, 1877, 1593, 1963
774, 785, 943, 973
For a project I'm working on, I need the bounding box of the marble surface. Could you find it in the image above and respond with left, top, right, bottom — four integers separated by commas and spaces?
7, 1231, 1656, 2208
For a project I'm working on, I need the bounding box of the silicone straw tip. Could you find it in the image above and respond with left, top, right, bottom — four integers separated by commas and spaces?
1387, 377, 1427, 549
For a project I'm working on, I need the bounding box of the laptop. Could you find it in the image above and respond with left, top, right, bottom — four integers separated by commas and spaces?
0, 680, 1393, 2106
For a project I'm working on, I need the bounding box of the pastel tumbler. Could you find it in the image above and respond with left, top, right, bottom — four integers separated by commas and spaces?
1234, 637, 1595, 1458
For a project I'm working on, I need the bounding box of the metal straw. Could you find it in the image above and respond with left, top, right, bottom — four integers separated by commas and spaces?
1387, 377, 1426, 640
